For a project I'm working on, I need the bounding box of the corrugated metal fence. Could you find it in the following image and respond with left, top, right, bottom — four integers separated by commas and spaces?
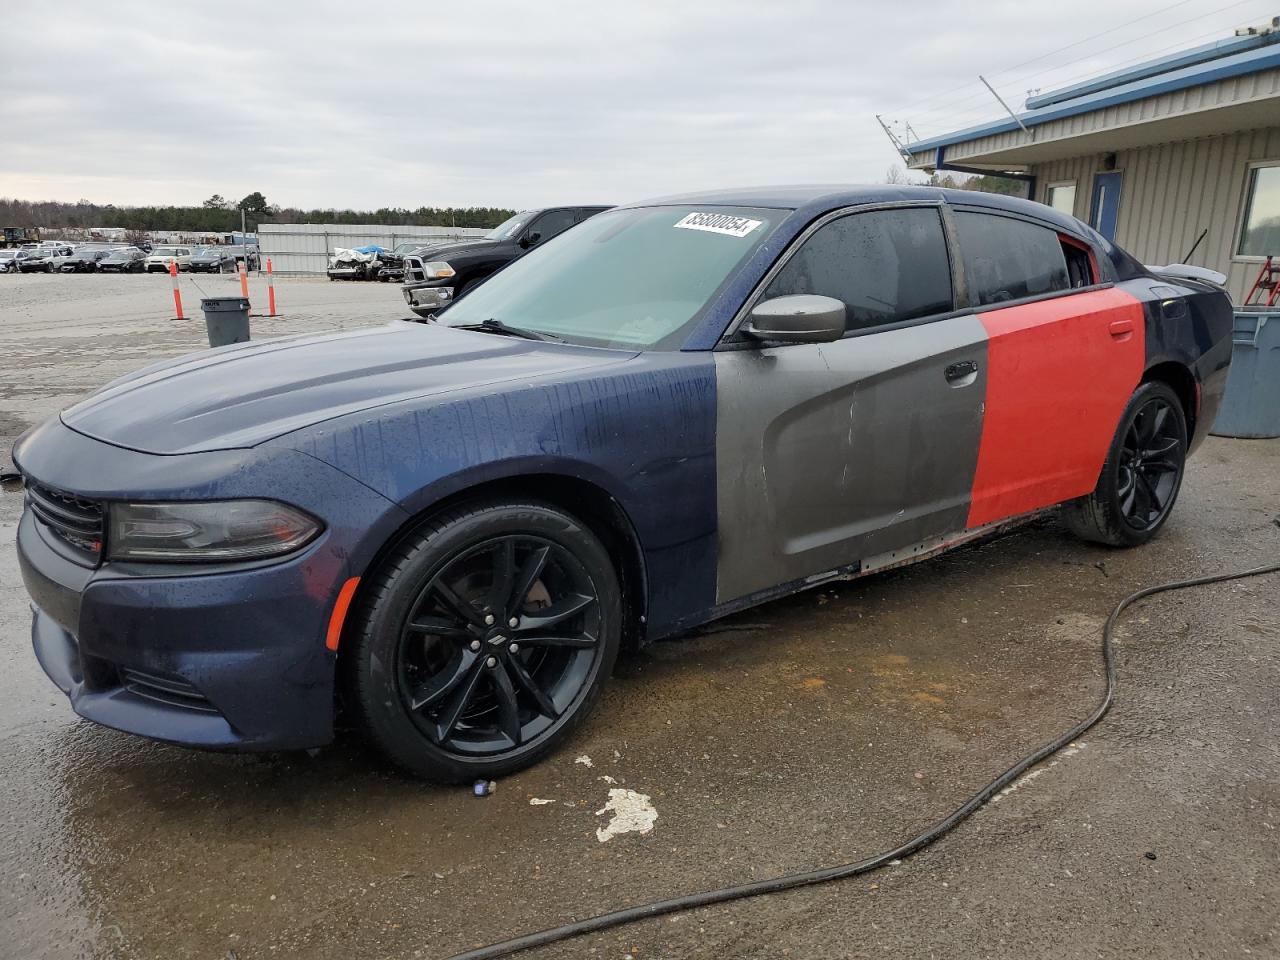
257, 223, 489, 275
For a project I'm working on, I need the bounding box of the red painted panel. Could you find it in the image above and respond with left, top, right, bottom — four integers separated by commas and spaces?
967, 287, 1145, 528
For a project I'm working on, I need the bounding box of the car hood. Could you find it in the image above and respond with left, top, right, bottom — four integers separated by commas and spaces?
61, 322, 635, 455
409, 238, 498, 259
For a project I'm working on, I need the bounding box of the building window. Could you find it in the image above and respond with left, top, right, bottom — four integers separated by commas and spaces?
1046, 182, 1077, 216
1237, 161, 1280, 259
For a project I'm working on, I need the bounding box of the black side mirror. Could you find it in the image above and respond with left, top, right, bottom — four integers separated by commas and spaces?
521, 231, 542, 249
743, 295, 846, 344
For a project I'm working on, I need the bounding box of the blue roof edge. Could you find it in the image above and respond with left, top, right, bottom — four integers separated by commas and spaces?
1025, 32, 1276, 109
907, 38, 1280, 158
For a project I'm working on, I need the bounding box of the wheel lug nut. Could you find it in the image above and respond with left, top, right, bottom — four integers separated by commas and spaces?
508, 617, 518, 628
509, 643, 519, 654
484, 614, 495, 626
469, 640, 481, 652
486, 656, 497, 668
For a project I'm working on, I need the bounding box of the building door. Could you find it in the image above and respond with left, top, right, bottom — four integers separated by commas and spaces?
1090, 171, 1123, 241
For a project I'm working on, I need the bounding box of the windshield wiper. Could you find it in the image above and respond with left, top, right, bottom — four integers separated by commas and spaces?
463, 318, 563, 343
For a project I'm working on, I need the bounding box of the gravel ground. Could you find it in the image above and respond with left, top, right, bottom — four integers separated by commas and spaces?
1, 272, 1277, 960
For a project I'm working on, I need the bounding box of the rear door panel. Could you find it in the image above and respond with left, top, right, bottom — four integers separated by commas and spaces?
966, 287, 1145, 527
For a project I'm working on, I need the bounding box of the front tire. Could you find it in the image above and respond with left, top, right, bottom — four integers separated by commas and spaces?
344, 500, 621, 782
1062, 381, 1187, 547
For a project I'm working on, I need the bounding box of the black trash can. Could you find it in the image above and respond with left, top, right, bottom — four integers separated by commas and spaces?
200, 296, 251, 348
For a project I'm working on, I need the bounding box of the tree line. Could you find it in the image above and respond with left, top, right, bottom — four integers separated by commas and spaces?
0, 192, 517, 233
884, 165, 1028, 197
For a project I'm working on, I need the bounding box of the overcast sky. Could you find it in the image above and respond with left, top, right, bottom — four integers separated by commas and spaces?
1, 1, 1274, 211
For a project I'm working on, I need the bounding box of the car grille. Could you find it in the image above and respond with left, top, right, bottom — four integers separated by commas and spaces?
119, 667, 219, 713
26, 481, 105, 562
403, 256, 426, 283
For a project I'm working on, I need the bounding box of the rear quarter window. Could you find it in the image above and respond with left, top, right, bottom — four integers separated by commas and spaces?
954, 211, 1071, 306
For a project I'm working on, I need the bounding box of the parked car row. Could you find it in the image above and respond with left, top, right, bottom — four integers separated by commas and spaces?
0, 243, 260, 275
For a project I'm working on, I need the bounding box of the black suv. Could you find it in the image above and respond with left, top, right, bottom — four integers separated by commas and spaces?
401, 206, 610, 317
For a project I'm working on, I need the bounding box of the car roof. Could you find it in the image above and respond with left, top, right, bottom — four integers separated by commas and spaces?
615, 184, 1086, 235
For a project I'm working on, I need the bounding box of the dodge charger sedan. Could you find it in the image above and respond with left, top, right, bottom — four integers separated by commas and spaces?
13, 186, 1233, 782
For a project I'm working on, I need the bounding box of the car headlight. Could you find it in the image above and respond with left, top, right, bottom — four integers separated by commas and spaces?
422, 261, 455, 279
107, 500, 322, 562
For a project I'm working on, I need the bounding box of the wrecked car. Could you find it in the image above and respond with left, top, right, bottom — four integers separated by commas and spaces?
13, 186, 1233, 782
97, 247, 148, 273
327, 245, 386, 281
371, 241, 433, 282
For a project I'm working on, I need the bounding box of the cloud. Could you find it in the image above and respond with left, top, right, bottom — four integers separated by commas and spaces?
0, 0, 1270, 209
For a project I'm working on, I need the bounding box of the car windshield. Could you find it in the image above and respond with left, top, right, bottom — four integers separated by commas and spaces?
394, 243, 421, 254
439, 205, 779, 350
153, 247, 179, 257
485, 211, 534, 241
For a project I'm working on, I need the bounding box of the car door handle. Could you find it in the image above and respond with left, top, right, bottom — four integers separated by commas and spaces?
944, 360, 979, 385
1109, 318, 1135, 338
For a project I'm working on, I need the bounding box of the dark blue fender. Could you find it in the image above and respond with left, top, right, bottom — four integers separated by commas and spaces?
278, 351, 719, 640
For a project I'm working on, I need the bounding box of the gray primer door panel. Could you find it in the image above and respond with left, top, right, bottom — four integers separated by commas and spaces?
714, 314, 988, 604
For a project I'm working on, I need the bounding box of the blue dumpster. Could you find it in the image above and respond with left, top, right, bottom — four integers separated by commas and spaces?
1211, 309, 1280, 439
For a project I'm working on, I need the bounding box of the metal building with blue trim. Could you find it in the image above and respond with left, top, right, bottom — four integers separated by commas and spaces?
903, 21, 1280, 305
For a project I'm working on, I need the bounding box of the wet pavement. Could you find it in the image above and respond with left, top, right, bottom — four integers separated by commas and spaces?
1, 273, 1278, 960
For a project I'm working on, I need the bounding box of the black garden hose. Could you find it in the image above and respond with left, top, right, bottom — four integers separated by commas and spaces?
445, 559, 1280, 960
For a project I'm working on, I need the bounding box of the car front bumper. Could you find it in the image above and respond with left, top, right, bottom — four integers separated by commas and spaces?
13, 419, 407, 751
402, 282, 455, 315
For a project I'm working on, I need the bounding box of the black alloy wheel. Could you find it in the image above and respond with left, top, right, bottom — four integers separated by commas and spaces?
346, 501, 621, 781
1063, 380, 1187, 547
1117, 395, 1183, 531
398, 536, 600, 755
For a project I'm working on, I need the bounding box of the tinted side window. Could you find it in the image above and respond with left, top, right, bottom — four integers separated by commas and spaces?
764, 208, 952, 333
530, 210, 576, 241
954, 212, 1070, 305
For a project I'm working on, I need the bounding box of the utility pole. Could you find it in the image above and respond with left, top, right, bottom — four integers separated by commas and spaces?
240, 207, 250, 273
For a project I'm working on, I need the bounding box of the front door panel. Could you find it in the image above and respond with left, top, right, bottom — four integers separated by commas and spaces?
714, 314, 988, 605
966, 287, 1145, 527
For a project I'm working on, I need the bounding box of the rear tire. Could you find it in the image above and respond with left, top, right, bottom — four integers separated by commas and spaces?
344, 500, 621, 782
1062, 381, 1187, 547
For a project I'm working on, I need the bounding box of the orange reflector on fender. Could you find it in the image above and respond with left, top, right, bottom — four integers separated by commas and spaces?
326, 577, 361, 651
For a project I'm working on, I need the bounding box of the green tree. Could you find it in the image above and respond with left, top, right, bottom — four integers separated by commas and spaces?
238, 192, 269, 214
203, 194, 228, 209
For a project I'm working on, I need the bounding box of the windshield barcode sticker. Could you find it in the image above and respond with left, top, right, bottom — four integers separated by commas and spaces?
673, 212, 762, 238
